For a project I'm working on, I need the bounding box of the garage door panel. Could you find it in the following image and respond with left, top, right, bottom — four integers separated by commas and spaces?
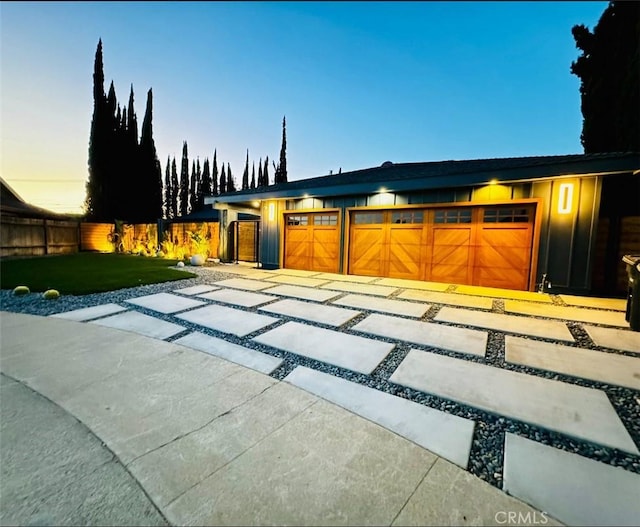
430, 264, 470, 283
475, 245, 530, 269
474, 267, 528, 290
284, 213, 339, 273
479, 228, 532, 248
432, 228, 471, 246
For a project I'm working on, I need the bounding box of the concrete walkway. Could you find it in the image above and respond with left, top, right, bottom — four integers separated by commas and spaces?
0, 312, 546, 526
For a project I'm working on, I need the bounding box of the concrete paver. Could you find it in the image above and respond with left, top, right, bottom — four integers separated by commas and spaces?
503, 433, 640, 526
212, 277, 276, 291
197, 288, 276, 307
505, 335, 640, 390
269, 268, 323, 277
50, 303, 129, 321
454, 285, 553, 303
375, 277, 450, 292
254, 321, 394, 374
583, 325, 640, 354
559, 294, 627, 311
313, 272, 379, 283
175, 331, 283, 374
175, 304, 279, 337
125, 292, 206, 314
173, 284, 219, 295
392, 457, 561, 527
390, 349, 639, 454
91, 311, 186, 340
260, 284, 344, 302
128, 382, 317, 508
321, 281, 399, 297
285, 366, 475, 468
164, 400, 437, 527
264, 274, 331, 287
505, 300, 629, 327
352, 313, 488, 357
435, 306, 575, 342
259, 298, 361, 327
398, 289, 493, 310
333, 293, 431, 318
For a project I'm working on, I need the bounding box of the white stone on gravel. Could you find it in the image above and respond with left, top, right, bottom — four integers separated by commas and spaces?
285, 366, 475, 468
352, 313, 487, 357
253, 321, 394, 375
375, 278, 450, 292
174, 285, 220, 295
261, 284, 343, 302
259, 299, 361, 327
125, 293, 206, 314
320, 281, 399, 297
176, 305, 279, 338
503, 433, 640, 526
212, 278, 275, 291
583, 325, 640, 354
90, 311, 185, 340
505, 336, 640, 390
397, 290, 493, 310
175, 332, 283, 374
390, 350, 639, 455
435, 306, 574, 342
263, 275, 331, 288
51, 303, 128, 322
505, 300, 629, 327
332, 294, 430, 318
197, 289, 276, 308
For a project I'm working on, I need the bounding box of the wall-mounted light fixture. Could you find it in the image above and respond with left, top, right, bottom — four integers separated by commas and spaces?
558, 182, 574, 214
268, 202, 275, 222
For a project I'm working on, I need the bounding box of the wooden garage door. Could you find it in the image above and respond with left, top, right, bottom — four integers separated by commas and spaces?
284, 213, 339, 273
348, 205, 536, 290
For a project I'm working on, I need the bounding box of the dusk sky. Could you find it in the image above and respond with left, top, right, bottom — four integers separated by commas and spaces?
1, 1, 607, 214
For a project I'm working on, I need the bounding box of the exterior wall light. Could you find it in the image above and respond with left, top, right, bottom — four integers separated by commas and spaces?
558, 183, 574, 214
268, 202, 275, 221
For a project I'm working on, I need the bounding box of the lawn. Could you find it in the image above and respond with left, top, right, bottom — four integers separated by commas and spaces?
0, 252, 196, 295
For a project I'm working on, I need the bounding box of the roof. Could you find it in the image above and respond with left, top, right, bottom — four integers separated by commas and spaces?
166, 207, 259, 222
207, 152, 640, 204
1, 177, 77, 220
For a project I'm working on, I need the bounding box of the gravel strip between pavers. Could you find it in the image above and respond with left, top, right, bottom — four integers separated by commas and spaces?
1, 263, 638, 490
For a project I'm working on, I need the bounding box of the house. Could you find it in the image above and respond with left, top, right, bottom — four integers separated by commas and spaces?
205, 153, 640, 296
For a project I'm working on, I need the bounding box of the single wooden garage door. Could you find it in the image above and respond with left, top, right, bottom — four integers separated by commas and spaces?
284, 212, 340, 273
349, 205, 536, 290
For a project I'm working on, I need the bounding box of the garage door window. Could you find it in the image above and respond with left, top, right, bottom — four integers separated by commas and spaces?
314, 214, 338, 226
483, 208, 531, 223
392, 211, 424, 224
287, 215, 308, 226
353, 212, 384, 224
434, 209, 472, 223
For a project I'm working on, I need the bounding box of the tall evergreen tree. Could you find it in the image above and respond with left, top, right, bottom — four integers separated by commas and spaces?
275, 116, 288, 184
257, 157, 263, 187
189, 160, 197, 214
227, 163, 236, 192
250, 162, 256, 189
200, 158, 212, 208
242, 150, 249, 190
219, 163, 227, 194
180, 142, 189, 216
170, 157, 179, 218
139, 88, 163, 221
86, 38, 108, 219
211, 149, 219, 195
571, 1, 640, 152
263, 156, 270, 187
164, 156, 172, 219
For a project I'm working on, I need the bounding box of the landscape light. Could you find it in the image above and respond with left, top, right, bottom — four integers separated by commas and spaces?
558, 183, 574, 214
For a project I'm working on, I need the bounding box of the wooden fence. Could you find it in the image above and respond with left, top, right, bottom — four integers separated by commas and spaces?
0, 217, 79, 257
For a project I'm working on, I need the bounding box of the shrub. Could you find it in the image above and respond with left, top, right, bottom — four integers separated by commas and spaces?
13, 285, 30, 296
42, 289, 60, 300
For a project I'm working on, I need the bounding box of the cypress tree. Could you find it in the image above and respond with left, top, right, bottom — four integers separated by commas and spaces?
180, 142, 189, 216
275, 116, 287, 184
227, 163, 236, 192
219, 163, 227, 194
164, 156, 172, 219
211, 149, 219, 195
263, 156, 270, 187
170, 157, 179, 218
250, 162, 256, 189
189, 160, 197, 214
242, 150, 249, 190
200, 158, 211, 207
257, 157, 263, 187
139, 88, 163, 221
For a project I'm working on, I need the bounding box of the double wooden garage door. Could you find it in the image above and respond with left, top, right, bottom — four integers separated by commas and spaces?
284, 205, 536, 290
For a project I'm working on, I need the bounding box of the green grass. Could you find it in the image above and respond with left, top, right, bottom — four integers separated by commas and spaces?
0, 252, 196, 295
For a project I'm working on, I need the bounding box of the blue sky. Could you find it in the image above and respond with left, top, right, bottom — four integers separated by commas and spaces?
1, 1, 606, 213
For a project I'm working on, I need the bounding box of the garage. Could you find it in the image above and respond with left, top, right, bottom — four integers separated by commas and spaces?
348, 204, 536, 290
284, 212, 340, 273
